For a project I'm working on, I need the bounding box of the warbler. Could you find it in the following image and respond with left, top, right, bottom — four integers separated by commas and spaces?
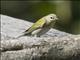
18, 14, 58, 37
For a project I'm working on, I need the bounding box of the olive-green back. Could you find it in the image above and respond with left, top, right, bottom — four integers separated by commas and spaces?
26, 18, 46, 33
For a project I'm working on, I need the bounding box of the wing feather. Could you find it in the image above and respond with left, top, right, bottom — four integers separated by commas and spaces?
25, 18, 46, 33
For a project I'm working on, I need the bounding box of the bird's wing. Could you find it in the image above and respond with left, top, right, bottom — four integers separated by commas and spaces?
25, 18, 46, 33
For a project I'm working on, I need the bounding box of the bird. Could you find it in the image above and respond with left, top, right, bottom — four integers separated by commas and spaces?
17, 14, 58, 38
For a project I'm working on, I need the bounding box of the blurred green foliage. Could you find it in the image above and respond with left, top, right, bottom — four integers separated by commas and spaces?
1, 1, 56, 22
1, 0, 80, 34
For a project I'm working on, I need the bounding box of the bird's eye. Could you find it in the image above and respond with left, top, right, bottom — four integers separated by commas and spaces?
50, 17, 54, 19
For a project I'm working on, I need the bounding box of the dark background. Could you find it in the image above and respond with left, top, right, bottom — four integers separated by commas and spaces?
1, 0, 80, 34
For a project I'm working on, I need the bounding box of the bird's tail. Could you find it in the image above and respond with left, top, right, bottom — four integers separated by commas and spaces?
16, 31, 31, 39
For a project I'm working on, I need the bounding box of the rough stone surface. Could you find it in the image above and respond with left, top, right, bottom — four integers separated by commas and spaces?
1, 14, 80, 60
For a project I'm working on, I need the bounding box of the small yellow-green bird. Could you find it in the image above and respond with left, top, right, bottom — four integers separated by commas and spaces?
18, 14, 58, 37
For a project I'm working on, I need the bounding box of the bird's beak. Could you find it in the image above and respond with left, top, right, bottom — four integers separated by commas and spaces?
55, 17, 58, 20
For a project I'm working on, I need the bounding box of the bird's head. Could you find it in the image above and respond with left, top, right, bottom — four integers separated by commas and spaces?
44, 14, 58, 23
